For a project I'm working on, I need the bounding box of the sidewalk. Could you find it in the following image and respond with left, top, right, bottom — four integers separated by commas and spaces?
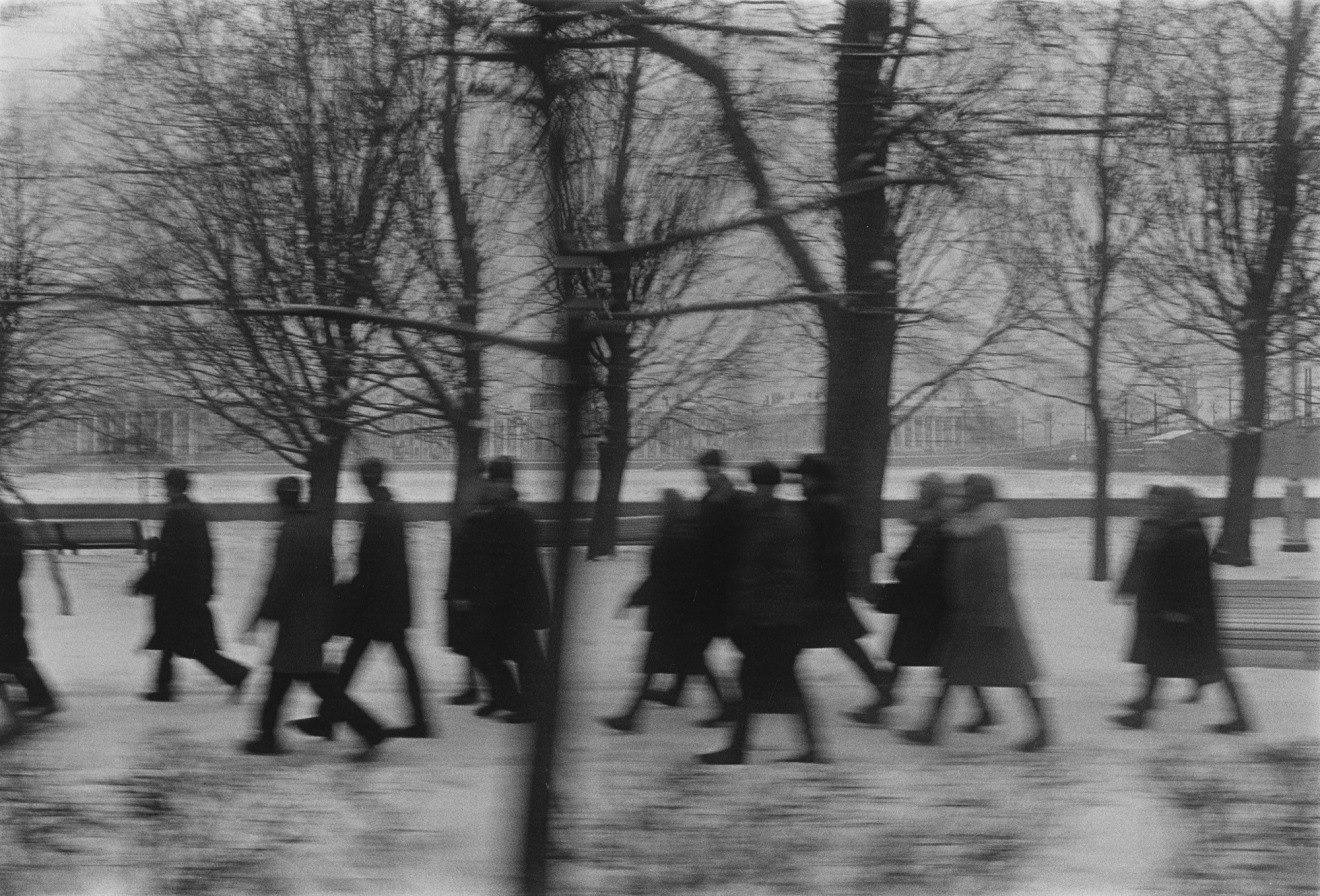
2, 519, 1317, 895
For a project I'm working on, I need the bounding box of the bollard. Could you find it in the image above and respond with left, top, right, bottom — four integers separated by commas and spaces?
1280, 477, 1311, 553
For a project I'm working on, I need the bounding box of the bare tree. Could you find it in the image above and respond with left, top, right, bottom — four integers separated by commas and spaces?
81, 0, 443, 515
1134, 0, 1319, 566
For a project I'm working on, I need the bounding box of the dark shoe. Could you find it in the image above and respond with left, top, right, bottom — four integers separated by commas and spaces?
289, 717, 335, 740
228, 667, 251, 704
24, 702, 60, 720
959, 708, 997, 734
242, 738, 285, 756
140, 692, 173, 703
601, 714, 636, 733
351, 742, 382, 763
1184, 686, 1203, 705
844, 704, 882, 726
475, 702, 506, 718
448, 688, 479, 706
1122, 696, 1154, 713
643, 688, 681, 707
1017, 729, 1049, 753
697, 747, 745, 765
1210, 718, 1250, 735
696, 707, 738, 728
384, 724, 432, 739
900, 727, 936, 746
1112, 711, 1147, 730
502, 709, 539, 724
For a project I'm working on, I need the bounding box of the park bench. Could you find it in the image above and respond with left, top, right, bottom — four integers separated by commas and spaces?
1217, 579, 1320, 670
18, 518, 145, 554
534, 515, 660, 548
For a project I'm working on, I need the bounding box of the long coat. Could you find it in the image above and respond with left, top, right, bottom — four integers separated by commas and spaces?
726, 494, 813, 712
1133, 519, 1225, 683
258, 508, 335, 675
799, 492, 868, 648
883, 515, 949, 667
939, 502, 1039, 688
339, 486, 412, 641
637, 512, 705, 675
691, 475, 741, 643
1117, 516, 1164, 666
0, 507, 30, 670
144, 496, 221, 659
444, 485, 550, 659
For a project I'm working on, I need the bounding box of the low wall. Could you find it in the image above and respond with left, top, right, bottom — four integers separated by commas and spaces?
16, 496, 1319, 522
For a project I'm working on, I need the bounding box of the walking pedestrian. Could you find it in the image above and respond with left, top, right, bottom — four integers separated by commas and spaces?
292, 458, 431, 740
872, 473, 991, 727
699, 460, 823, 765
1111, 486, 1250, 733
901, 474, 1049, 752
443, 457, 549, 724
601, 490, 709, 732
136, 468, 249, 703
242, 476, 387, 759
790, 454, 893, 725
0, 500, 59, 718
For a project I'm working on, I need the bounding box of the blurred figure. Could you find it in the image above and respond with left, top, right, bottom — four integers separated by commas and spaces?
0, 500, 59, 718
1112, 486, 1250, 733
137, 468, 248, 703
293, 458, 431, 740
243, 476, 386, 758
873, 474, 991, 726
699, 461, 822, 765
902, 474, 1049, 752
601, 489, 708, 732
790, 454, 893, 725
443, 457, 549, 724
678, 448, 739, 726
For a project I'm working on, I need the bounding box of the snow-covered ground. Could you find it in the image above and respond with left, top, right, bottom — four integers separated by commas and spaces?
2, 517, 1317, 895
11, 466, 1320, 506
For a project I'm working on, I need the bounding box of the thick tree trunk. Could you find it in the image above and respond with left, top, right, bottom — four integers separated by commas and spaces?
451, 422, 485, 523
305, 437, 345, 520
1214, 353, 1268, 566
1090, 410, 1111, 582
588, 436, 626, 559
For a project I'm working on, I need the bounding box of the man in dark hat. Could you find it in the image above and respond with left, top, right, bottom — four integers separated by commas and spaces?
137, 468, 249, 702
243, 476, 387, 759
444, 456, 549, 723
699, 460, 822, 764
790, 454, 894, 725
292, 458, 431, 740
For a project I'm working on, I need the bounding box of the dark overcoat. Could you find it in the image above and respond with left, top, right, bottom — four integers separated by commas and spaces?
1135, 519, 1226, 683
727, 495, 813, 712
1118, 516, 1164, 666
639, 513, 705, 675
340, 487, 412, 640
0, 508, 30, 670
938, 503, 1039, 687
691, 475, 741, 643
883, 515, 949, 667
143, 496, 220, 659
258, 508, 335, 675
444, 486, 549, 659
799, 492, 868, 648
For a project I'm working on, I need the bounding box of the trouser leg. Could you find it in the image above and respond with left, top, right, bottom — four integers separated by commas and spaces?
390, 635, 429, 728
789, 657, 819, 756
259, 671, 295, 744
11, 659, 56, 709
468, 644, 520, 711
839, 639, 890, 698
1219, 671, 1250, 726
155, 651, 175, 697
309, 672, 384, 746
319, 637, 371, 723
194, 649, 248, 687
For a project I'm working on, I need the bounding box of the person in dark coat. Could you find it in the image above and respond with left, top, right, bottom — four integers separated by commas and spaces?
1114, 486, 1203, 707
0, 501, 58, 716
137, 468, 248, 702
443, 457, 549, 724
242, 476, 386, 758
668, 448, 739, 726
1111, 486, 1250, 733
601, 489, 709, 732
873, 474, 991, 727
790, 454, 893, 726
292, 459, 431, 740
699, 461, 823, 765
901, 474, 1049, 752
